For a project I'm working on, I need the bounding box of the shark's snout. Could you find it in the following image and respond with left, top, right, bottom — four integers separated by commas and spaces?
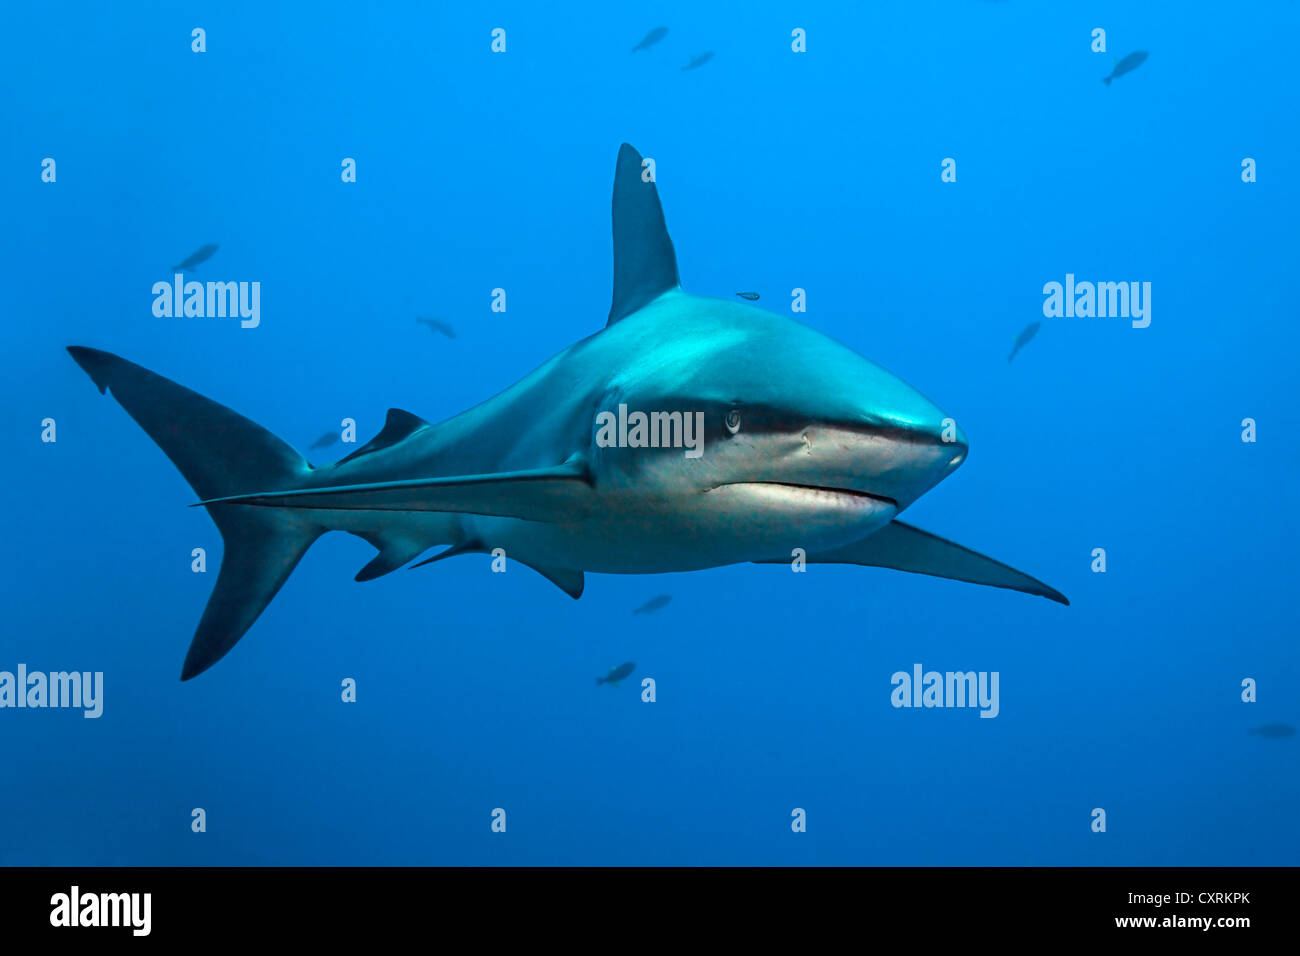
770, 368, 964, 514
872, 411, 968, 510
913, 416, 968, 473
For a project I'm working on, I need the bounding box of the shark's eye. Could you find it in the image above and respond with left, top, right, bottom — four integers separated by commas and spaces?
725, 409, 742, 434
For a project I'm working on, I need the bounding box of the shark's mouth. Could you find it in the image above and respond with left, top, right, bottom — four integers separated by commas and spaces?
709, 481, 897, 510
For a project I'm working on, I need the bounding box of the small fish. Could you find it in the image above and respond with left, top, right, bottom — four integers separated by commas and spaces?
1102, 51, 1148, 86
171, 243, 219, 273
735, 292, 760, 301
309, 432, 338, 450
634, 594, 672, 615
417, 317, 457, 339
681, 52, 714, 72
1247, 722, 1296, 739
597, 661, 637, 686
1007, 321, 1041, 363
632, 26, 668, 53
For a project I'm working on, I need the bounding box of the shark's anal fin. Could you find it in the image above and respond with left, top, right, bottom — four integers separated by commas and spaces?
607, 143, 681, 326
354, 530, 431, 581
409, 539, 583, 598
337, 408, 430, 465
757, 520, 1069, 605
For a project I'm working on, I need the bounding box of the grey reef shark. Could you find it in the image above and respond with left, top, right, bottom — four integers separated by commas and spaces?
68, 144, 1068, 681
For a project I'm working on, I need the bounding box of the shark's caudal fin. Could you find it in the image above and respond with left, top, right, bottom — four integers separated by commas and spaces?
66, 347, 321, 680
607, 143, 681, 325
757, 519, 1069, 605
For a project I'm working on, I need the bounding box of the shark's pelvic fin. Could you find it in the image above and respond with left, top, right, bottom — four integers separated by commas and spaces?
409, 539, 485, 569
337, 408, 430, 465
66, 346, 324, 680
196, 456, 596, 522
408, 539, 584, 598
757, 519, 1069, 605
607, 142, 681, 326
528, 564, 584, 599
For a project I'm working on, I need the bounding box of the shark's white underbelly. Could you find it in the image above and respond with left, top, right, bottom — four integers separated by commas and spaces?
465, 485, 898, 573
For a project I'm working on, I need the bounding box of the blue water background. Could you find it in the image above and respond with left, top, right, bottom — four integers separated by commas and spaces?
1, 1, 1296, 865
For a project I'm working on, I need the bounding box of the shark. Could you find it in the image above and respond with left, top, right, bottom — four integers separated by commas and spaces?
67, 143, 1068, 681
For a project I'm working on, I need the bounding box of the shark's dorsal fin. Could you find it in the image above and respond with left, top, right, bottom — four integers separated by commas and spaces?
336, 408, 430, 465
607, 143, 680, 326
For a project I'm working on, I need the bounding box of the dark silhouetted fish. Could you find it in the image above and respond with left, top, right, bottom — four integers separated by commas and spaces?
1102, 51, 1148, 86
171, 243, 219, 273
1008, 321, 1041, 363
735, 292, 760, 301
634, 594, 672, 614
597, 661, 636, 686
417, 317, 457, 339
1247, 722, 1296, 739
309, 432, 338, 450
632, 26, 668, 52
682, 52, 714, 71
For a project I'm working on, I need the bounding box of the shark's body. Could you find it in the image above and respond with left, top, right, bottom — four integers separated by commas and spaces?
69, 144, 1067, 681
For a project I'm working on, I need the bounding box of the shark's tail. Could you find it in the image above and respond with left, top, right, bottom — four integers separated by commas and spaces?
1102, 76, 1111, 87
66, 347, 322, 680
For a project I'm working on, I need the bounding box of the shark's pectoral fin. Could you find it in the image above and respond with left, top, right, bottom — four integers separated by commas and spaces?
607, 143, 681, 325
197, 456, 596, 522
757, 520, 1069, 605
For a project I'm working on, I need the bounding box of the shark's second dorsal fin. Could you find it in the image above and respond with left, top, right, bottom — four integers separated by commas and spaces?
336, 408, 430, 465
607, 143, 680, 326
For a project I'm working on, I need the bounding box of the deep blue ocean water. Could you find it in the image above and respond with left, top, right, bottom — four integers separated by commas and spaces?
2, 2, 1297, 866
